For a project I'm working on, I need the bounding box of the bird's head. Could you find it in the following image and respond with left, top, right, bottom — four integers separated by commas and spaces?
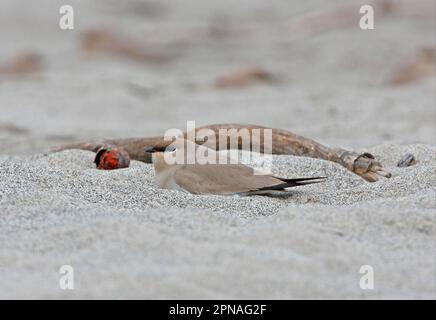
144, 142, 176, 154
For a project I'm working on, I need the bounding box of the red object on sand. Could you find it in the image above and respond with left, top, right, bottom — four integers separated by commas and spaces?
94, 146, 130, 170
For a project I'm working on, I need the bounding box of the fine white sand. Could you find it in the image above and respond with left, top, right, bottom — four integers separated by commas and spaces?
0, 145, 434, 299
0, 0, 435, 299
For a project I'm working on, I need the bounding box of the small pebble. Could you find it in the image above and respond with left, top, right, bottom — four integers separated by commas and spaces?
397, 153, 417, 167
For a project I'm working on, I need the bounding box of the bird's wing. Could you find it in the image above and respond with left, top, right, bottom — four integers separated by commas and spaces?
173, 164, 285, 195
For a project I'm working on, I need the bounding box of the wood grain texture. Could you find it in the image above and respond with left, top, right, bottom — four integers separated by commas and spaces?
51, 123, 391, 182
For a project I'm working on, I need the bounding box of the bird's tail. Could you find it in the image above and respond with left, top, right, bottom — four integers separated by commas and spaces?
258, 176, 327, 191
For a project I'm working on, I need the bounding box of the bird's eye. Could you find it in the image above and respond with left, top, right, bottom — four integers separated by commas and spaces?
165, 146, 176, 152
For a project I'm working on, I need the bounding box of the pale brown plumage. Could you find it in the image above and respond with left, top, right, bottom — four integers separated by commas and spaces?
146, 138, 325, 196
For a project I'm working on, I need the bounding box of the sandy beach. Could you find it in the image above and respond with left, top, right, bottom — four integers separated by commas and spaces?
0, 0, 435, 299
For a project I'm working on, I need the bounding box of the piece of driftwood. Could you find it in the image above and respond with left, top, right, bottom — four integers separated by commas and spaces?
215, 67, 275, 88
51, 123, 391, 182
0, 52, 43, 76
390, 47, 435, 86
290, 0, 435, 35
81, 29, 169, 64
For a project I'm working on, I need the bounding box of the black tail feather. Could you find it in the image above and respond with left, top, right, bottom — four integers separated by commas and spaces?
257, 176, 326, 191
279, 176, 327, 183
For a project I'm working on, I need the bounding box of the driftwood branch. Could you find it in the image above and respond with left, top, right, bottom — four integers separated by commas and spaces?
51, 123, 391, 182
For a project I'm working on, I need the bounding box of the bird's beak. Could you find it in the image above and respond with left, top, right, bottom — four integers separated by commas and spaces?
145, 146, 156, 154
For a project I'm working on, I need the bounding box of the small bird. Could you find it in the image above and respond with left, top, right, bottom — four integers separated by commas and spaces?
145, 138, 325, 196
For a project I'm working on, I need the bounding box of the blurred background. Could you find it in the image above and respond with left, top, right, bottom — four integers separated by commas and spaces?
0, 0, 434, 154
